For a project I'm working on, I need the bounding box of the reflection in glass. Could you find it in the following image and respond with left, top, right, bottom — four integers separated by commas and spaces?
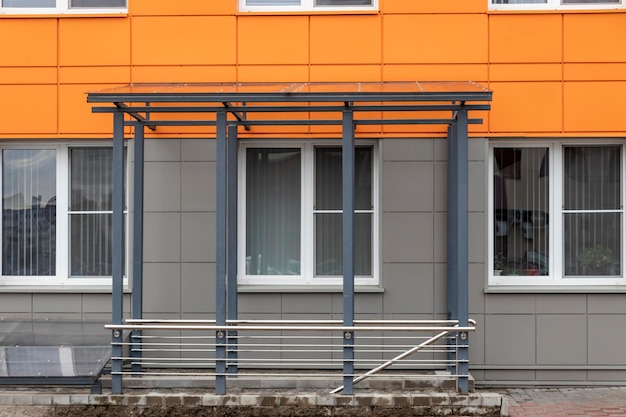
2, 150, 56, 276
493, 147, 549, 276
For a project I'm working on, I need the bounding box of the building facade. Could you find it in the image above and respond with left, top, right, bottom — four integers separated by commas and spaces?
1, 0, 626, 386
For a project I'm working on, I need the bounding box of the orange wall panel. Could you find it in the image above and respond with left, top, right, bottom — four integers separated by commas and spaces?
383, 14, 488, 64
0, 85, 57, 134
132, 16, 237, 65
58, 84, 117, 134
59, 18, 130, 66
59, 66, 130, 84
564, 14, 626, 63
489, 14, 562, 64
489, 82, 562, 133
132, 66, 237, 83
564, 82, 626, 132
382, 0, 486, 14
310, 65, 381, 82
0, 68, 56, 85
131, 0, 235, 16
0, 19, 57, 67
564, 63, 626, 81
490, 64, 562, 82
383, 64, 488, 82
238, 16, 309, 65
310, 15, 381, 64
238, 65, 309, 82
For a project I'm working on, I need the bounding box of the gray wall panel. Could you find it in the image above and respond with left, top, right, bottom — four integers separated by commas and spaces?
144, 212, 181, 263
143, 263, 181, 315
382, 263, 434, 315
181, 212, 215, 263
145, 138, 181, 162
144, 161, 181, 212
382, 139, 433, 162
281, 294, 332, 315
33, 294, 81, 316
382, 212, 434, 263
536, 314, 587, 365
0, 294, 32, 314
181, 161, 216, 212
484, 314, 536, 365
382, 161, 434, 212
181, 139, 216, 162
181, 263, 216, 314
588, 314, 626, 365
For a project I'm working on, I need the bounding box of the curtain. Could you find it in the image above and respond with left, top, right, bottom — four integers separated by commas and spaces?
246, 148, 301, 276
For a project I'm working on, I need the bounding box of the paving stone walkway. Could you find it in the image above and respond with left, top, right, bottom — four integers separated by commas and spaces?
497, 387, 626, 417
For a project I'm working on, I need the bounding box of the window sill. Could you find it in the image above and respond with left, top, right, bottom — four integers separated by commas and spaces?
238, 285, 384, 293
485, 285, 626, 294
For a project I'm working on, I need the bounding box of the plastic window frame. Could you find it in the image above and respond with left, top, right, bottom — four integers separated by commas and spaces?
0, 142, 130, 288
487, 139, 626, 288
239, 0, 378, 13
237, 139, 380, 287
0, 0, 127, 15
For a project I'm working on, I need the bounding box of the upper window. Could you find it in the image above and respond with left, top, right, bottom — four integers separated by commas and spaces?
0, 0, 126, 14
490, 0, 623, 10
239, 141, 378, 286
489, 141, 625, 287
1, 144, 128, 287
239, 0, 377, 12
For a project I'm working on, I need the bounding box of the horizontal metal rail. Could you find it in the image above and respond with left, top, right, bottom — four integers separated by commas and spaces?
106, 319, 476, 394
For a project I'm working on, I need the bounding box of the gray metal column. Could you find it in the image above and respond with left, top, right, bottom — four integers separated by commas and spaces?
227, 124, 238, 375
131, 124, 144, 376
447, 110, 470, 394
342, 108, 355, 395
215, 111, 228, 394
111, 111, 125, 394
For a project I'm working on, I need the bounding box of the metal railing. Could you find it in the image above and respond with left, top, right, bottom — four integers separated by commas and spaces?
105, 319, 476, 394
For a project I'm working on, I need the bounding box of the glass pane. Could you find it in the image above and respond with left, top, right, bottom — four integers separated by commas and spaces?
315, 147, 372, 211
563, 146, 621, 211
491, 0, 547, 3
2, 0, 55, 7
246, 148, 301, 275
2, 150, 56, 276
492, 148, 549, 276
70, 214, 116, 276
564, 213, 621, 276
71, 148, 113, 211
246, 0, 300, 5
70, 0, 126, 7
316, 0, 372, 5
315, 213, 372, 276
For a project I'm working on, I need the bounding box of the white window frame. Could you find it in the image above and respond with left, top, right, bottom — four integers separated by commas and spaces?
489, 0, 624, 11
238, 140, 379, 287
487, 139, 626, 288
0, 142, 130, 288
0, 0, 126, 15
239, 0, 377, 13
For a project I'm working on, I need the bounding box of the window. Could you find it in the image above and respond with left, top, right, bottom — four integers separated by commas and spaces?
0, 0, 126, 14
1, 144, 128, 287
239, 0, 376, 12
489, 141, 625, 287
490, 0, 622, 9
239, 142, 378, 286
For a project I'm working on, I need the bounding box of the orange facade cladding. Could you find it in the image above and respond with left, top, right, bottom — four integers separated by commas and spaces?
1, 1, 625, 139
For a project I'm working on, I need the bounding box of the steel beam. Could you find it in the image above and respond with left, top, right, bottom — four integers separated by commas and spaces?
215, 111, 228, 395
447, 111, 470, 394
131, 125, 145, 376
111, 111, 125, 395
342, 108, 355, 395
227, 124, 238, 375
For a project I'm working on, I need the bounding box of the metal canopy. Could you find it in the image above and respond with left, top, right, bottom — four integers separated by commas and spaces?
88, 81, 492, 396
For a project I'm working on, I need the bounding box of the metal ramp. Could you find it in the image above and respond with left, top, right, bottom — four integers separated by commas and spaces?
0, 319, 111, 393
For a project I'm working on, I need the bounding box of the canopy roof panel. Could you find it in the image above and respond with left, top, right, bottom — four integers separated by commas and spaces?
88, 81, 492, 104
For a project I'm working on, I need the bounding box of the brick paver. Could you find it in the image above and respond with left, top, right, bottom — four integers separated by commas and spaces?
498, 387, 626, 417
